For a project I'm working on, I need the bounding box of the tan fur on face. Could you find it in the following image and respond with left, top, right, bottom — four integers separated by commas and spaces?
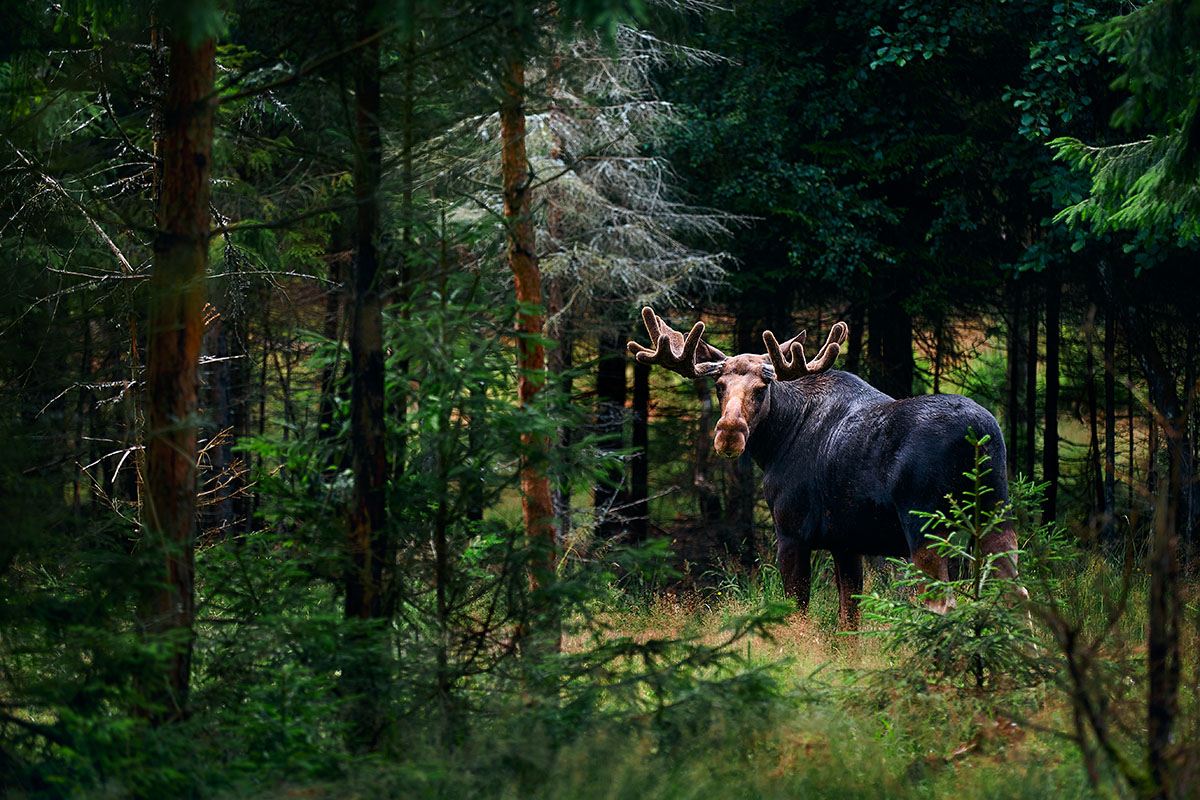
713, 355, 774, 458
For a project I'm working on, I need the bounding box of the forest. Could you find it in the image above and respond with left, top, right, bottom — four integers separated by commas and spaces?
2, 0, 1200, 797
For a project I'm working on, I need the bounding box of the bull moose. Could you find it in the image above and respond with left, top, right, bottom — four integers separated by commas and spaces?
628, 306, 1022, 629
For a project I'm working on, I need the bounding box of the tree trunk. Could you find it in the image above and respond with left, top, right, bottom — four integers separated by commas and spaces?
73, 304, 91, 520
595, 330, 627, 537
1042, 280, 1060, 523
1149, 412, 1159, 499
142, 26, 215, 722
341, 0, 391, 752
1006, 282, 1024, 482
228, 302, 250, 536
845, 304, 864, 376
1024, 287, 1038, 480
1148, 430, 1181, 799
725, 455, 758, 566
547, 279, 572, 540
500, 57, 557, 602
318, 221, 352, 443
630, 359, 650, 542
1086, 305, 1103, 538
1104, 307, 1117, 546
1186, 329, 1196, 558
346, 0, 388, 623
868, 300, 913, 399
932, 319, 944, 395
199, 308, 234, 536
1102, 260, 1185, 798
693, 377, 723, 526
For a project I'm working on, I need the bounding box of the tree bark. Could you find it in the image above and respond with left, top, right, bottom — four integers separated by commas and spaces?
1186, 328, 1196, 557
345, 0, 388, 623
547, 279, 572, 540
1146, 435, 1181, 800
1024, 287, 1038, 480
199, 307, 234, 536
692, 377, 723, 526
1086, 305, 1103, 537
1104, 307, 1117, 545
1102, 260, 1185, 797
73, 304, 91, 520
1006, 282, 1024, 482
630, 359, 650, 542
844, 304, 864, 376
932, 318, 944, 395
318, 221, 352, 443
142, 27, 215, 722
1042, 280, 1060, 523
595, 330, 627, 537
868, 300, 913, 400
500, 57, 557, 601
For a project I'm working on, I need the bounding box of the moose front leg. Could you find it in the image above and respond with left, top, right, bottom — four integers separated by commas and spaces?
777, 536, 811, 613
832, 551, 864, 630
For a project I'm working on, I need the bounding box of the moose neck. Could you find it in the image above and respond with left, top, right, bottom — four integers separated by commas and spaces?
745, 371, 884, 469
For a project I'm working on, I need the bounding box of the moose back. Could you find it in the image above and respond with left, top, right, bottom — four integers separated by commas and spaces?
628, 307, 1021, 629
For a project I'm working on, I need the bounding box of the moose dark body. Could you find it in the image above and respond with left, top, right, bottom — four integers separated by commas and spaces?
748, 370, 1014, 628
629, 307, 1020, 630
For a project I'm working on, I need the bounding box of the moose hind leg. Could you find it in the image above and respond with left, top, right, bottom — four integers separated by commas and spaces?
777, 536, 811, 613
832, 551, 864, 630
911, 543, 955, 614
980, 523, 1030, 602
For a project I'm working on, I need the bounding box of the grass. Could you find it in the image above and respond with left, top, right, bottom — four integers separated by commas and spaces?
9, 538, 1172, 800
265, 563, 1105, 800
224, 542, 1169, 800
527, 557, 1124, 800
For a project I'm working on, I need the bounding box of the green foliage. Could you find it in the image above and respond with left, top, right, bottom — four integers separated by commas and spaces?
859, 433, 1048, 694
1051, 0, 1200, 234
3, 1, 1194, 797
660, 0, 1137, 354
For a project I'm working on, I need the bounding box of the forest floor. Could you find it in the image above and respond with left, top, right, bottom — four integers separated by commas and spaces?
548, 589, 1103, 800
261, 578, 1110, 800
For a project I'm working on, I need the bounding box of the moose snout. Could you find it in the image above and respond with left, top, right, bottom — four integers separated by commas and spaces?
714, 417, 749, 458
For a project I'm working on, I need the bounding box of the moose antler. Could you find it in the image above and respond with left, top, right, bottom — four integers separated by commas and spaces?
627, 306, 726, 378
763, 321, 849, 381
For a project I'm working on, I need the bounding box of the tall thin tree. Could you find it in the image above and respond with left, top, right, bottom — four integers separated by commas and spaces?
346, 0, 388, 624
500, 55, 557, 601
142, 11, 216, 721
1042, 279, 1061, 522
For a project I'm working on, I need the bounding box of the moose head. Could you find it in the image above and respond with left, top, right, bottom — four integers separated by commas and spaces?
627, 306, 849, 458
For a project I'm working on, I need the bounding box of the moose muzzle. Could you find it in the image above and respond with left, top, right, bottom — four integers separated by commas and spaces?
714, 414, 749, 458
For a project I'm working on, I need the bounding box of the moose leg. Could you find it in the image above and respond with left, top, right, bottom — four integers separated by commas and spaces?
980, 524, 1031, 602
832, 551, 864, 630
911, 544, 955, 614
777, 536, 811, 613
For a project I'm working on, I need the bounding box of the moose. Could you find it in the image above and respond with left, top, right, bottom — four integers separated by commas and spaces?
628, 307, 1023, 629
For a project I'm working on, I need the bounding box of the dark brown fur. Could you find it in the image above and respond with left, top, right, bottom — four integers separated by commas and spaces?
630, 310, 1022, 630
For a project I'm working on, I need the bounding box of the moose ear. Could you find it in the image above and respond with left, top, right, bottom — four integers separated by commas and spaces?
761, 364, 776, 382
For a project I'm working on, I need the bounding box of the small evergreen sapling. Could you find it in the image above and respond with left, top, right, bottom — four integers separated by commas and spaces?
859, 432, 1046, 692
